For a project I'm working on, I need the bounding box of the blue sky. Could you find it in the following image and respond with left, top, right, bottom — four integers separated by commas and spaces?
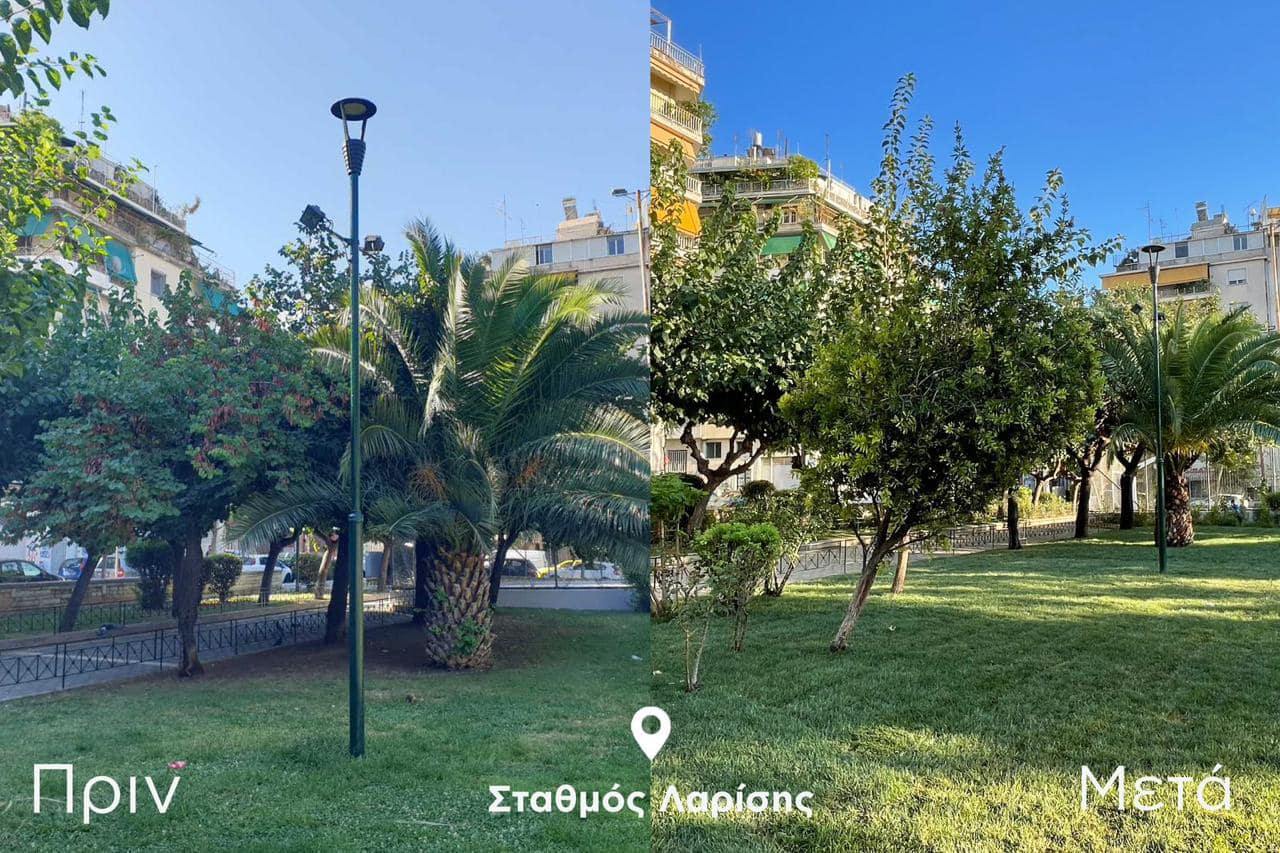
32, 0, 646, 286
664, 0, 1280, 278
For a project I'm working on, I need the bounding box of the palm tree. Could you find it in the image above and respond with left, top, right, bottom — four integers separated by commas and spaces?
321, 221, 648, 669
1103, 302, 1280, 546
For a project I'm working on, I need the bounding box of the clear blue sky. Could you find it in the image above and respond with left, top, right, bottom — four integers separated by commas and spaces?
32, 0, 646, 286
664, 0, 1280, 279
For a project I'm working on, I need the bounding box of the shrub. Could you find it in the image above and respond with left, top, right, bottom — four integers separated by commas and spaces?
127, 539, 175, 612
652, 473, 703, 544
1253, 504, 1274, 527
694, 521, 782, 652
1265, 491, 1280, 513
201, 553, 243, 603
730, 489, 830, 596
292, 553, 322, 591
740, 479, 776, 502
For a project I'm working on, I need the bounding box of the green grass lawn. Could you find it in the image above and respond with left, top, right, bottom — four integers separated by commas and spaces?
651, 528, 1280, 852
1, 609, 650, 852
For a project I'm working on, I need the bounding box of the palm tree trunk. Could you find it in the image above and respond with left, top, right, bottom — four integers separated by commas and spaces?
1165, 457, 1195, 547
422, 546, 494, 670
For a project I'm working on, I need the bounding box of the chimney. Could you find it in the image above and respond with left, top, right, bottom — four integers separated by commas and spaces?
562, 196, 578, 221
1195, 201, 1208, 222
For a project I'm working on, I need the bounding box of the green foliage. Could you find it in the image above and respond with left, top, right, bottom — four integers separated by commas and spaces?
201, 553, 242, 604
1265, 491, 1280, 513
787, 154, 821, 180
126, 538, 175, 611
650, 138, 831, 487
739, 479, 776, 502
0, 0, 110, 103
1253, 503, 1274, 527
783, 75, 1112, 605
730, 488, 830, 595
677, 98, 717, 153
292, 553, 322, 590
651, 473, 702, 538
693, 521, 782, 652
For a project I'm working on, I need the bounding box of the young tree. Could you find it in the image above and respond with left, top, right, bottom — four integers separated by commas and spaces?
649, 140, 828, 531
782, 76, 1112, 650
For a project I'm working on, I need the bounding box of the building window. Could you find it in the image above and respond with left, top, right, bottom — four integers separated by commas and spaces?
781, 206, 799, 225
535, 243, 553, 265
665, 449, 688, 472
1174, 241, 1189, 259
1233, 234, 1250, 251
150, 270, 167, 297
1228, 268, 1247, 287
606, 235, 626, 256
704, 440, 723, 460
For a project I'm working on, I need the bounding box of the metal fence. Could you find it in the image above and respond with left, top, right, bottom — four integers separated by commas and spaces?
0, 592, 410, 692
0, 591, 324, 640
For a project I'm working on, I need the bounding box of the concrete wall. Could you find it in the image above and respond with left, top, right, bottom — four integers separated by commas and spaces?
0, 579, 137, 612
497, 586, 637, 612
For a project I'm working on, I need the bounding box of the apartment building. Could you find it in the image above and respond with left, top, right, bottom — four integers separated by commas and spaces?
650, 7, 704, 242
487, 196, 645, 313
693, 133, 872, 252
1101, 200, 1280, 330
5, 106, 235, 321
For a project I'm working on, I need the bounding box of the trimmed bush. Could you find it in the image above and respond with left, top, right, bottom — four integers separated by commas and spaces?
292, 553, 322, 591
126, 539, 175, 612
201, 553, 243, 603
740, 479, 776, 502
694, 521, 783, 652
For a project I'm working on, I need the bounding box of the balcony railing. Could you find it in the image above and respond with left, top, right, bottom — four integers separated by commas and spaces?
684, 173, 702, 202
651, 91, 702, 137
650, 31, 704, 79
700, 178, 872, 219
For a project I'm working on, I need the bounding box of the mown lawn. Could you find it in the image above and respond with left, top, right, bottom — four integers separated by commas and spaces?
1, 610, 650, 852
651, 528, 1280, 852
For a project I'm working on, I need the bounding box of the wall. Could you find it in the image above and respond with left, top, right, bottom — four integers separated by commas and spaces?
0, 579, 137, 613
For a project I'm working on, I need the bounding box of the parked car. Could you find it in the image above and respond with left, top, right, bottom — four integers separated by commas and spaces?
56, 556, 89, 580
241, 554, 271, 573
0, 559, 66, 583
491, 557, 539, 578
94, 553, 139, 580
553, 559, 621, 580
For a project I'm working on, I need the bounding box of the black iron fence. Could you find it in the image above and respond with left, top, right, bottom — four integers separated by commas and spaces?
0, 592, 411, 691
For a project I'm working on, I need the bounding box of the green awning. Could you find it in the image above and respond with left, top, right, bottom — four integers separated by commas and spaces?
760, 232, 837, 255
17, 212, 53, 237
201, 281, 242, 315
104, 240, 136, 283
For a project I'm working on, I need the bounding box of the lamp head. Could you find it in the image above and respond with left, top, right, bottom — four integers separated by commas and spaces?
299, 204, 327, 231
611, 188, 629, 198
1140, 242, 1166, 262
330, 97, 376, 176
362, 234, 385, 254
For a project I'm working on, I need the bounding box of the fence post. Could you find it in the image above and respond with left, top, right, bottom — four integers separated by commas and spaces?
233, 618, 238, 655
60, 642, 67, 690
291, 610, 297, 645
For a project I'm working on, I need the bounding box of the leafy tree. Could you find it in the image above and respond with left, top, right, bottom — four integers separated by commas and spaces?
693, 521, 781, 652
1103, 302, 1280, 546
782, 76, 1113, 650
0, 0, 129, 374
9, 285, 325, 673
650, 139, 828, 530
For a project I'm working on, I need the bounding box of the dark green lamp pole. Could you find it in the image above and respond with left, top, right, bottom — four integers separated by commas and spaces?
1141, 243, 1168, 573
333, 96, 376, 757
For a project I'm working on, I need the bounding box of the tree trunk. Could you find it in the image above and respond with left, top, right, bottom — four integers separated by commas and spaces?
1165, 458, 1195, 547
1119, 471, 1136, 530
413, 536, 431, 625
1007, 489, 1022, 550
1074, 473, 1091, 539
1031, 477, 1047, 506
891, 548, 909, 593
58, 548, 99, 633
487, 533, 511, 607
685, 480, 720, 537
421, 546, 494, 670
831, 541, 893, 651
324, 530, 350, 644
174, 528, 205, 677
314, 535, 336, 600
258, 538, 286, 605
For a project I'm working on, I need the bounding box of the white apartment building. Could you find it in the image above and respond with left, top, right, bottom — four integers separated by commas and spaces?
1102, 200, 1280, 329
487, 196, 646, 314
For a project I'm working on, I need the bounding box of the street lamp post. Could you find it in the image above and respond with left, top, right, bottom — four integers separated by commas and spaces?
612, 187, 650, 313
333, 96, 376, 757
1142, 242, 1168, 573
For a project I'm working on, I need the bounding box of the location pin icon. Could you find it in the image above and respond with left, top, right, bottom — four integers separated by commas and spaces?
631, 706, 671, 761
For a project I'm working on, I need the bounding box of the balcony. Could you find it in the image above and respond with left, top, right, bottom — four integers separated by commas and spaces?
651, 91, 702, 138
684, 173, 702, 203
650, 31, 704, 80
700, 177, 872, 220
